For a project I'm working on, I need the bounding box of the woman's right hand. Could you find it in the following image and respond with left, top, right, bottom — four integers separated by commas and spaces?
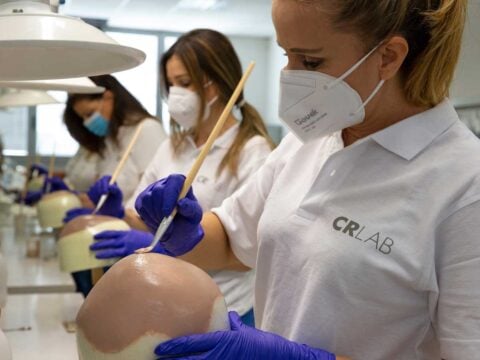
135, 174, 204, 256
87, 176, 125, 218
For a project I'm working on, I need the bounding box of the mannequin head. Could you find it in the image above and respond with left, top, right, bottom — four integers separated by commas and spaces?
76, 254, 229, 359
36, 190, 82, 229
58, 215, 130, 272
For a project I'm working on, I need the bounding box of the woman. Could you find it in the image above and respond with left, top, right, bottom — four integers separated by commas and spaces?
64, 75, 166, 297
64, 74, 167, 203
88, 29, 275, 326
125, 1, 476, 359
25, 75, 166, 209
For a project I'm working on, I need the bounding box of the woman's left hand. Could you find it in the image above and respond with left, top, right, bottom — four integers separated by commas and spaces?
154, 312, 336, 360
43, 176, 70, 193
90, 229, 171, 259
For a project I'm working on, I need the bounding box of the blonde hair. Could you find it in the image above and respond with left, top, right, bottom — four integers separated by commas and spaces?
301, 0, 467, 107
160, 29, 275, 177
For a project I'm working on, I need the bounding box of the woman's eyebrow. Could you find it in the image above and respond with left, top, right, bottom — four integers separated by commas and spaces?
276, 41, 324, 55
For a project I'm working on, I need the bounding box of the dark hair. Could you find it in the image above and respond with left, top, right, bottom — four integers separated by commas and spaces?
303, 0, 467, 107
160, 29, 275, 177
63, 75, 158, 155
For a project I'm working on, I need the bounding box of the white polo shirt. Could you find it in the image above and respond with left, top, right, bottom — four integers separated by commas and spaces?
98, 118, 167, 203
64, 147, 100, 192
126, 124, 272, 316
214, 99, 480, 359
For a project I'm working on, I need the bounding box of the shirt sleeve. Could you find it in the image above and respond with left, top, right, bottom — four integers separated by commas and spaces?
125, 142, 168, 210
435, 200, 480, 358
130, 119, 167, 175
212, 135, 295, 268
235, 136, 273, 188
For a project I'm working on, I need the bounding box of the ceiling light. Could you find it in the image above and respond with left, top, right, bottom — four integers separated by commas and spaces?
0, 0, 146, 81
0, 89, 60, 108
0, 77, 105, 94
176, 0, 226, 11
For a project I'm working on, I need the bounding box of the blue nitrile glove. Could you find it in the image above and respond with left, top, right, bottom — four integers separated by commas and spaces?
42, 176, 70, 193
24, 190, 43, 205
135, 174, 204, 257
63, 208, 93, 224
90, 229, 171, 259
155, 311, 336, 360
86, 175, 124, 218
29, 163, 48, 177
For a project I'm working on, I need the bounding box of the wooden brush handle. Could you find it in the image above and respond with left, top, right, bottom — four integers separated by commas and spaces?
109, 122, 145, 185
179, 61, 256, 199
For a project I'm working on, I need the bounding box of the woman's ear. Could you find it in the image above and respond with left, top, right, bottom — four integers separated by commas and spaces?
204, 79, 219, 103
101, 90, 114, 121
102, 90, 114, 101
379, 36, 409, 81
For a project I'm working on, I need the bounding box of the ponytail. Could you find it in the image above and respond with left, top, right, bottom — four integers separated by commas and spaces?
217, 100, 275, 177
315, 0, 468, 107
405, 0, 467, 106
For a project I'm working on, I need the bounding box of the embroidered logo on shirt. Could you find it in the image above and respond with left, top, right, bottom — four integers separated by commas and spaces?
333, 216, 394, 255
196, 175, 209, 184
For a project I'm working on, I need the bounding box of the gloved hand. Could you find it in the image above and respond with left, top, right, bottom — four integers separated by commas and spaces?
90, 229, 171, 259
24, 190, 43, 206
22, 176, 69, 206
87, 176, 124, 218
29, 163, 48, 178
155, 311, 336, 360
63, 208, 93, 224
42, 176, 70, 193
135, 174, 204, 257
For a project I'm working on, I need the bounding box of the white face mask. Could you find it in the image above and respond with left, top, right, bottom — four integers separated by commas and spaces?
167, 83, 218, 130
278, 45, 385, 143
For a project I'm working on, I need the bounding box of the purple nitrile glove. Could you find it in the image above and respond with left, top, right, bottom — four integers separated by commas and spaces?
135, 174, 204, 257
29, 163, 48, 178
42, 176, 70, 193
23, 176, 69, 206
90, 229, 171, 259
24, 190, 43, 206
154, 311, 336, 360
87, 175, 124, 218
63, 208, 93, 224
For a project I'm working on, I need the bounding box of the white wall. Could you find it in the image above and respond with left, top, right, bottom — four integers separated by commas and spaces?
450, 0, 480, 106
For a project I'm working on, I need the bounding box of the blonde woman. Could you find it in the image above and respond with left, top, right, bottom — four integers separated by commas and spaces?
134, 1, 479, 359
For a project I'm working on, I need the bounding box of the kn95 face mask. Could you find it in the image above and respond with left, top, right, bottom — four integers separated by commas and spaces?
278, 45, 385, 143
167, 82, 218, 130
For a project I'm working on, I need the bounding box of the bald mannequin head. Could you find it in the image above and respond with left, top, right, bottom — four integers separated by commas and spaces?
58, 215, 130, 273
36, 190, 82, 229
76, 254, 229, 359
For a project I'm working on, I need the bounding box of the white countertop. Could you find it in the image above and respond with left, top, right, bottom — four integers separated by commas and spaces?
0, 214, 75, 294
1, 293, 83, 360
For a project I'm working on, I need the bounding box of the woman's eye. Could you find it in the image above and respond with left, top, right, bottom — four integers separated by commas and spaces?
302, 58, 324, 70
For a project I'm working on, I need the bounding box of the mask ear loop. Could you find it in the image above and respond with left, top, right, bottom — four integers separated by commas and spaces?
325, 44, 382, 90
203, 80, 218, 106
351, 79, 385, 116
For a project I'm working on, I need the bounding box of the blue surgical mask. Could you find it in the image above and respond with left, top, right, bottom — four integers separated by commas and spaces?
84, 112, 109, 137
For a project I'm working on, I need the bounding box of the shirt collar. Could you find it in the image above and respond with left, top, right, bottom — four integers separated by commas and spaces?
371, 99, 458, 161
186, 122, 240, 151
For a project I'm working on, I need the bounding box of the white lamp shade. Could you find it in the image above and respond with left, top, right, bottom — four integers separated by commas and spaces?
0, 89, 59, 107
0, 1, 146, 81
0, 77, 105, 94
